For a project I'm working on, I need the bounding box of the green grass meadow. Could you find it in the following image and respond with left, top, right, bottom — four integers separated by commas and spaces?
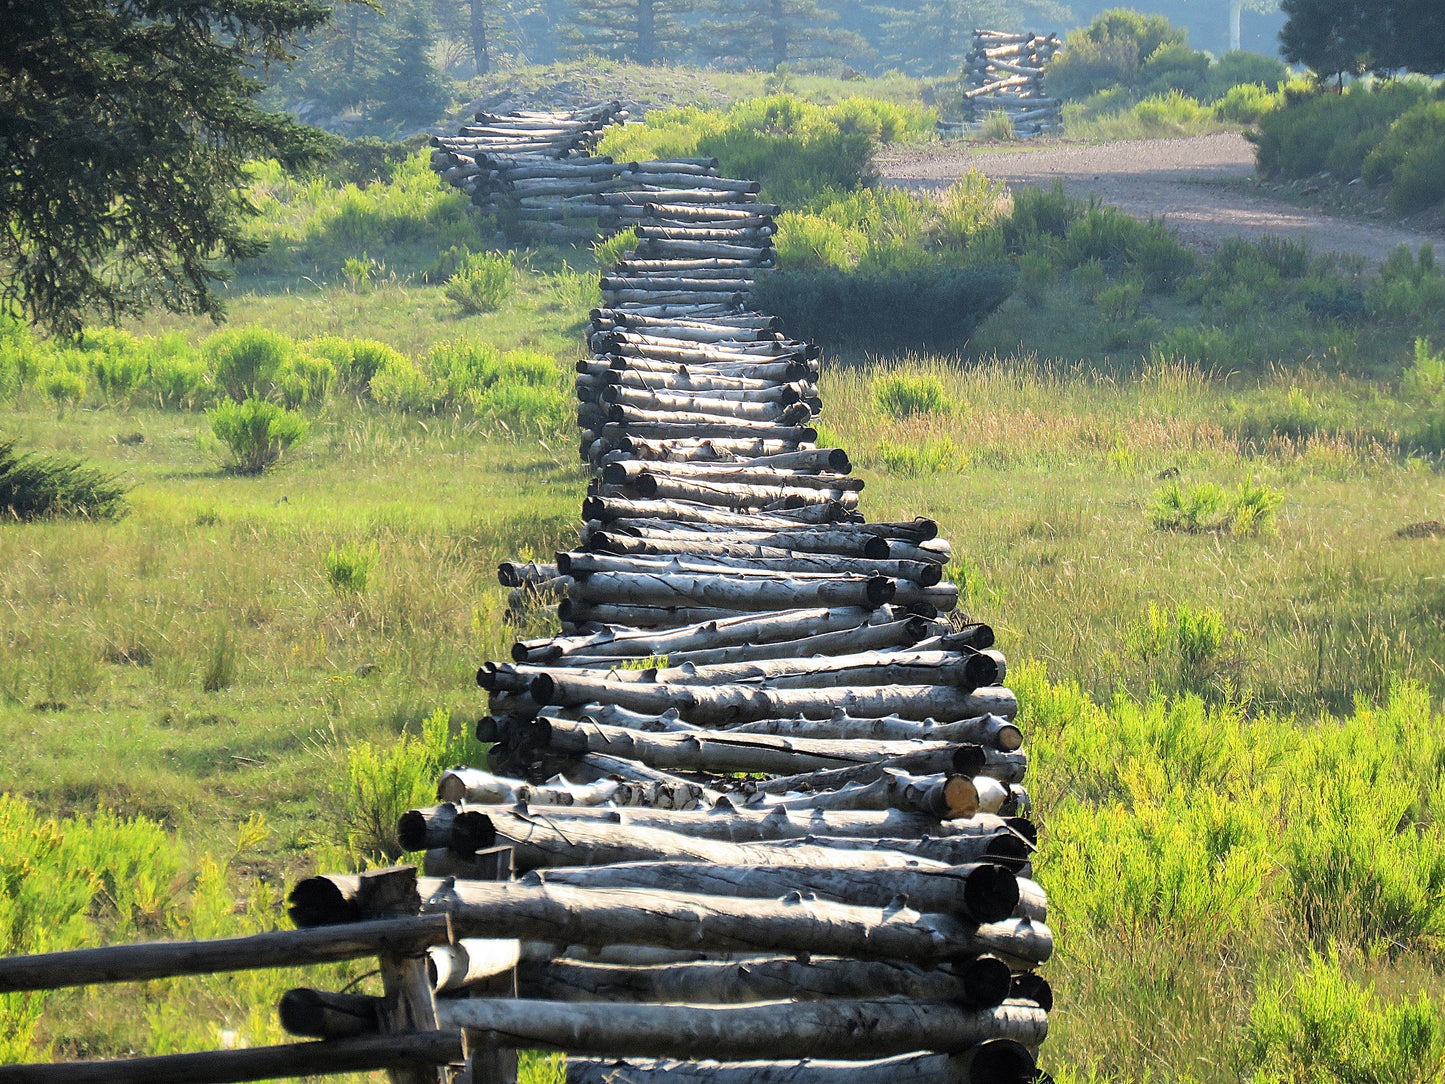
3, 102, 1445, 1080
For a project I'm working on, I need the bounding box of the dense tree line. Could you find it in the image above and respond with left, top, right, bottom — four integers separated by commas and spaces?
1280, 0, 1445, 79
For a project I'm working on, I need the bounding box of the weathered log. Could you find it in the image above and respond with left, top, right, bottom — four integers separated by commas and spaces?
587, 526, 890, 560
513, 605, 910, 663
745, 745, 991, 796
566, 571, 893, 612
525, 859, 1020, 922
441, 803, 1022, 850
724, 711, 1021, 751
565, 1042, 1037, 1084
559, 551, 926, 586
0, 915, 450, 993
555, 619, 939, 670
496, 560, 559, 587
518, 953, 1009, 1006
424, 878, 1054, 968
0, 1033, 466, 1084
432, 996, 1047, 1060
528, 672, 1019, 725
428, 937, 521, 992
450, 814, 1029, 873
277, 987, 380, 1039
1015, 877, 1048, 923
435, 768, 622, 806
749, 771, 979, 818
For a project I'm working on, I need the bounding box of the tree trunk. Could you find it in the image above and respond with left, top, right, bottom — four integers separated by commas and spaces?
723, 711, 1020, 750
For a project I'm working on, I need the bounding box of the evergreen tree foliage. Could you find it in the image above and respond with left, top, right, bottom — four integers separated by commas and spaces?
0, 0, 334, 337
0, 438, 129, 520
871, 0, 1010, 75
700, 0, 869, 70
266, 0, 451, 128
560, 0, 692, 64
1280, 0, 1445, 78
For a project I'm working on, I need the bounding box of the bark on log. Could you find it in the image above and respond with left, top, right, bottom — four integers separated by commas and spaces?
748, 771, 980, 818
423, 877, 1055, 968
528, 672, 1019, 725
0, 916, 450, 993
431, 996, 1048, 1060
559, 552, 925, 586
0, 1033, 465, 1084
524, 859, 1020, 922
566, 571, 893, 611
565, 1042, 1037, 1084
587, 526, 890, 560
514, 605, 909, 663
448, 814, 1028, 873
723, 711, 1021, 751
518, 953, 1009, 1006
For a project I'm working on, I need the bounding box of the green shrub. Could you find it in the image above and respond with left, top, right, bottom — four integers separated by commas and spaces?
427, 339, 502, 407
81, 328, 149, 402
1403, 337, 1445, 400
342, 706, 483, 861
325, 543, 375, 595
933, 172, 1008, 249
204, 327, 296, 401
1253, 80, 1435, 181
1139, 43, 1211, 100
751, 263, 1017, 352
1207, 50, 1288, 98
1150, 477, 1283, 534
1367, 244, 1445, 323
873, 372, 952, 418
877, 436, 961, 474
1128, 600, 1228, 696
774, 210, 859, 270
146, 350, 211, 409
1132, 90, 1213, 134
1095, 277, 1144, 321
42, 369, 85, 414
979, 110, 1016, 141
444, 251, 515, 314
1214, 82, 1280, 124
593, 229, 639, 269
0, 437, 129, 520
1247, 956, 1445, 1081
469, 382, 572, 433
1046, 8, 1188, 100
207, 397, 308, 474
1360, 99, 1445, 213
277, 353, 335, 408
368, 355, 433, 412
1005, 181, 1082, 248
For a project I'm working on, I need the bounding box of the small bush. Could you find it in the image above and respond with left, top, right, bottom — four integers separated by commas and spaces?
1127, 600, 1228, 696
444, 252, 515, 314
933, 172, 1008, 250
593, 229, 639, 269
873, 372, 952, 419
204, 327, 294, 401
146, 348, 210, 409
1253, 80, 1434, 181
877, 437, 961, 474
1214, 82, 1279, 124
1005, 181, 1082, 248
979, 111, 1016, 141
469, 382, 572, 433
325, 544, 375, 595
1403, 337, 1445, 401
42, 369, 86, 415
1150, 477, 1283, 534
208, 397, 309, 474
1094, 277, 1144, 321
368, 355, 433, 411
0, 438, 129, 520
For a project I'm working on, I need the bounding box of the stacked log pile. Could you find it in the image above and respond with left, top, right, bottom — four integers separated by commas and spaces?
941, 30, 1063, 138
0, 110, 1052, 1084
416, 109, 1050, 1082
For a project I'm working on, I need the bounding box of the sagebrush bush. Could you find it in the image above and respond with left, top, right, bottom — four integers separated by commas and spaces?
42, 369, 85, 414
0, 437, 128, 520
444, 251, 516, 314
1214, 81, 1279, 124
1253, 80, 1435, 181
208, 397, 308, 473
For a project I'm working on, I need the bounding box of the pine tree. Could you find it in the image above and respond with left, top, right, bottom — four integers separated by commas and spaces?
1280, 0, 1445, 78
0, 0, 333, 336
560, 0, 692, 64
700, 0, 869, 70
432, 0, 541, 75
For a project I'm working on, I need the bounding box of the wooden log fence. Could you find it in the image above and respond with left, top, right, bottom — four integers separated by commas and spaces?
0, 105, 1052, 1084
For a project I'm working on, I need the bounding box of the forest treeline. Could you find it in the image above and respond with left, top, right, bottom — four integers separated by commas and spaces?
260, 0, 1287, 128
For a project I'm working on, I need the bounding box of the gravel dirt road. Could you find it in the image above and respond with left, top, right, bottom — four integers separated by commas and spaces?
876, 131, 1441, 263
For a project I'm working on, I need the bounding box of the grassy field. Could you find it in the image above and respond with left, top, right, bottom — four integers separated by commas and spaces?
3, 99, 1445, 1080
